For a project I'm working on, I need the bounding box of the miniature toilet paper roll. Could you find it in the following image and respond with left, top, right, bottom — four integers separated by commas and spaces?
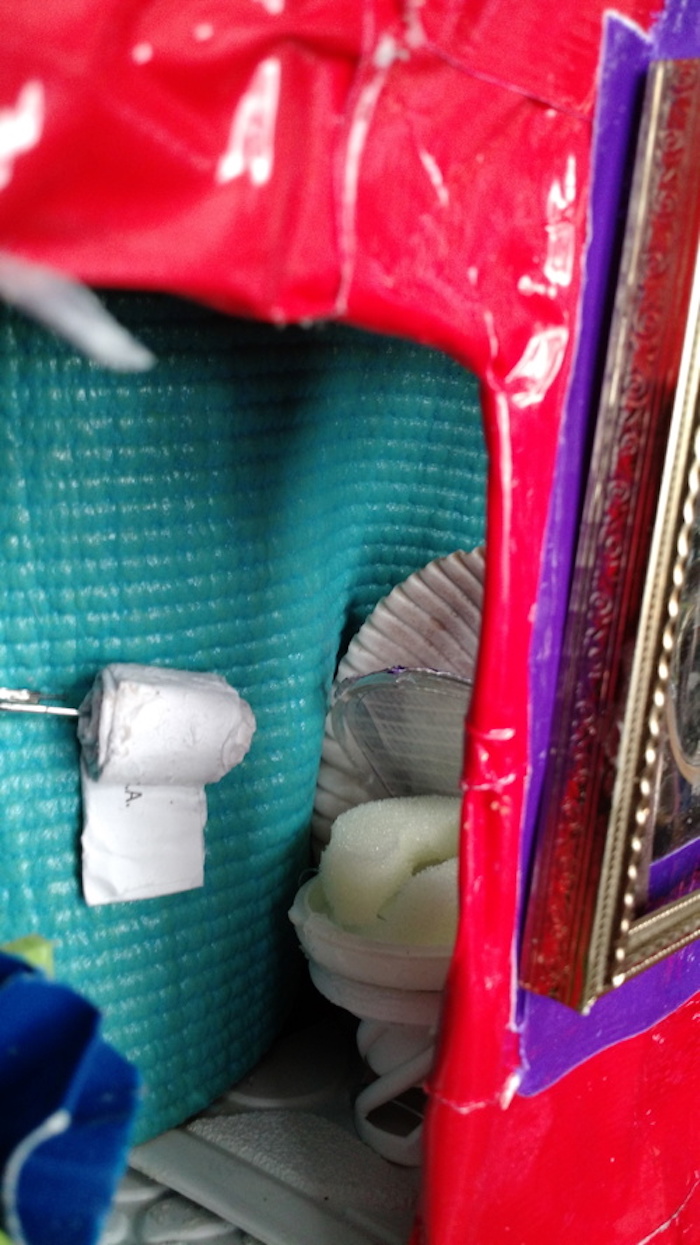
79, 665, 255, 906
79, 664, 255, 785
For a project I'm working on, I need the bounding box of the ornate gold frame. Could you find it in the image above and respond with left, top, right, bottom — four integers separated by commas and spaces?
587, 249, 700, 999
521, 59, 700, 1010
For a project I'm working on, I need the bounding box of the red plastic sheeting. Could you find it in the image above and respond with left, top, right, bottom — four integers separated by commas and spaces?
420, 994, 700, 1244
1, 1, 696, 1241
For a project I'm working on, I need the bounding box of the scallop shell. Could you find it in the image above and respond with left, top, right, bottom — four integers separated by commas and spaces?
312, 547, 484, 850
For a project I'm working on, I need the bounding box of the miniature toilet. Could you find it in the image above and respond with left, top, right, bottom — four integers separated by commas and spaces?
290, 794, 461, 1167
293, 553, 481, 1166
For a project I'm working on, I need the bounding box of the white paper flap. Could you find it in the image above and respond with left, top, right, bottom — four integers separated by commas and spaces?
81, 766, 206, 904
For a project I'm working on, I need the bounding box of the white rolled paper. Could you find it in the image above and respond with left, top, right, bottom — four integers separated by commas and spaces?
79, 664, 256, 906
78, 664, 256, 785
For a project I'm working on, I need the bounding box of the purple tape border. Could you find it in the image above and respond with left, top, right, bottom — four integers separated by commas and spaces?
518, 5, 700, 1096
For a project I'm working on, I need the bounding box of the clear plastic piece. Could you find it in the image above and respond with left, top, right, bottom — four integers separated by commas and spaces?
330, 668, 472, 800
0, 252, 156, 372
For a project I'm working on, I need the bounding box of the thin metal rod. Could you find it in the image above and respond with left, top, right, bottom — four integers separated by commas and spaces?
0, 689, 79, 717
0, 701, 79, 717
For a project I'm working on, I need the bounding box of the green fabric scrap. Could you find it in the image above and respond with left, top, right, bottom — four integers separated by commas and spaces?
0, 935, 54, 976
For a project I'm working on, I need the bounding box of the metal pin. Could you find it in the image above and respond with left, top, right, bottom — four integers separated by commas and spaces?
0, 688, 79, 717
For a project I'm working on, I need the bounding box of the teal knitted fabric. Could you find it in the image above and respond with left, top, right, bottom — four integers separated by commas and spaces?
0, 293, 486, 1141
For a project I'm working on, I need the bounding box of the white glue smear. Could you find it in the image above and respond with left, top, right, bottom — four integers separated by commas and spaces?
0, 80, 44, 190
336, 34, 403, 314
217, 58, 281, 187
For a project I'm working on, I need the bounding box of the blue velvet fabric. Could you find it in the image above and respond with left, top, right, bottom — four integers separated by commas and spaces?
0, 953, 139, 1245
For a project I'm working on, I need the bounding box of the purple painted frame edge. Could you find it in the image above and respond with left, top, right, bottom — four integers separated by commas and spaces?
517, 4, 700, 1095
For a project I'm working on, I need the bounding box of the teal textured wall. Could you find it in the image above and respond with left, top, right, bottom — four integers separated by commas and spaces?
0, 293, 486, 1140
